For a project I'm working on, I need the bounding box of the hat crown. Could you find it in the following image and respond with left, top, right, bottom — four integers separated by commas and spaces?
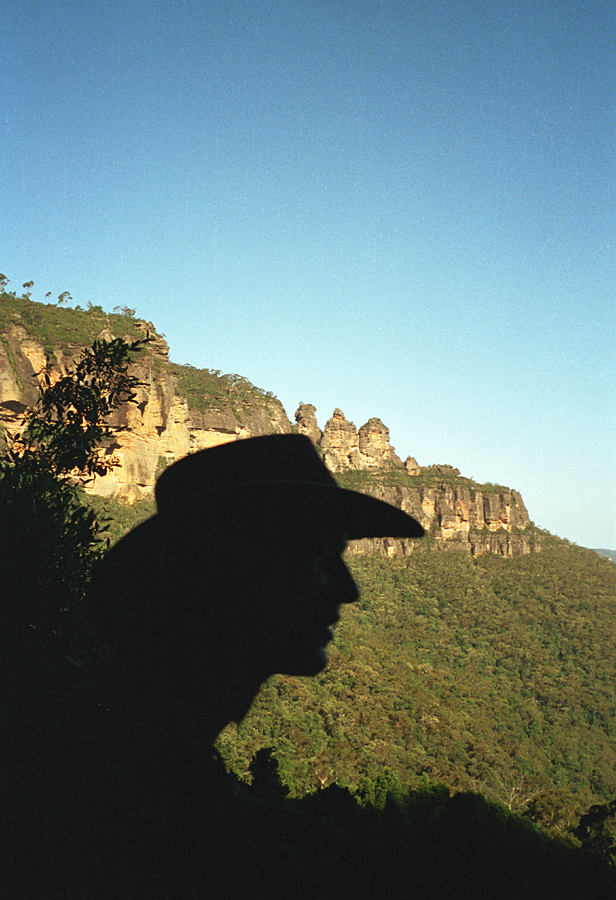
154, 434, 423, 539
155, 435, 335, 512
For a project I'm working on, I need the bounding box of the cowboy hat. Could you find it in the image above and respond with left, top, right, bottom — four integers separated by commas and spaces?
154, 433, 424, 539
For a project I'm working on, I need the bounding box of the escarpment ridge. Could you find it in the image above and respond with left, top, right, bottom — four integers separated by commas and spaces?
296, 404, 535, 557
0, 293, 537, 555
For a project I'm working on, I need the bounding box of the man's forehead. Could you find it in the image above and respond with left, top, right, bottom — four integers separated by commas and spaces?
179, 493, 349, 552
276, 522, 348, 554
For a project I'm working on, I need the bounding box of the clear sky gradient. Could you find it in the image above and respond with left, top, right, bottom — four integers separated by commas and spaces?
2, 0, 614, 549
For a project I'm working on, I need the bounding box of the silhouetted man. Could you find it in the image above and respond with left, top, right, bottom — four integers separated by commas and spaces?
20, 434, 423, 897
92, 434, 422, 740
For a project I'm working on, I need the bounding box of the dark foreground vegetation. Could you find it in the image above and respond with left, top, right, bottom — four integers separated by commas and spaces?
0, 305, 614, 895
8, 741, 616, 898
76, 497, 616, 895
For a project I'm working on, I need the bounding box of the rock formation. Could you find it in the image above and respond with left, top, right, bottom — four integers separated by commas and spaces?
0, 299, 538, 556
294, 404, 321, 445
343, 480, 533, 558
0, 314, 291, 501
320, 409, 361, 471
358, 418, 403, 469
290, 405, 534, 558
320, 410, 404, 471
404, 457, 421, 475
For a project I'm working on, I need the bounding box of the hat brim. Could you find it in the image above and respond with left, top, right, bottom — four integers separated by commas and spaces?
153, 435, 425, 541
160, 480, 424, 540
333, 486, 424, 539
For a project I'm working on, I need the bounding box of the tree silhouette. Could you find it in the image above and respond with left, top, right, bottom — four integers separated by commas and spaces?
0, 335, 149, 702
14, 335, 149, 478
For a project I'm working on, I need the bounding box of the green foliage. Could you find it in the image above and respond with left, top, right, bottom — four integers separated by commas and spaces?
0, 456, 109, 750
173, 362, 280, 415
0, 459, 104, 635
527, 787, 582, 836
16, 336, 148, 477
113, 305, 136, 317
575, 798, 616, 865
83, 492, 156, 546
216, 543, 616, 835
0, 336, 147, 730
336, 465, 513, 496
0, 289, 144, 355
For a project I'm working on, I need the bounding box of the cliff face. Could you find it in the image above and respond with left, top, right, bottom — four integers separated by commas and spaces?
0, 301, 536, 556
94, 335, 291, 501
0, 314, 291, 501
344, 480, 535, 558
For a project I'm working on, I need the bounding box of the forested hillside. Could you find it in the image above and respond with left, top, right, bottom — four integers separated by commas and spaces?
215, 540, 616, 828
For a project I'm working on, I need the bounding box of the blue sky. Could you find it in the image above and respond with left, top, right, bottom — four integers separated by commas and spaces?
2, 0, 614, 549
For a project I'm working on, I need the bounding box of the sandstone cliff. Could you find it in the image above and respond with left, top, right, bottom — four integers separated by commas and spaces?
0, 300, 291, 501
340, 476, 535, 558
0, 295, 537, 555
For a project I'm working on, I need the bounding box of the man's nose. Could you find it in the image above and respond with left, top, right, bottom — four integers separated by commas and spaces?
338, 561, 360, 604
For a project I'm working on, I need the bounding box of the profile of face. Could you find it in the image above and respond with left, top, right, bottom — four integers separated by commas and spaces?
256, 530, 360, 677
161, 498, 361, 736
94, 439, 422, 748
189, 517, 360, 682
